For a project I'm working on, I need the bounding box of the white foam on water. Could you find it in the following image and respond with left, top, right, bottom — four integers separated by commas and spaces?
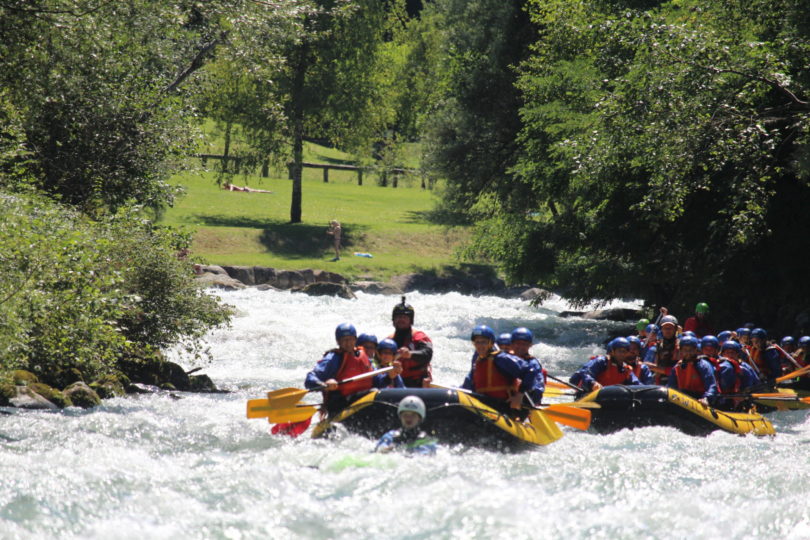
2, 289, 807, 539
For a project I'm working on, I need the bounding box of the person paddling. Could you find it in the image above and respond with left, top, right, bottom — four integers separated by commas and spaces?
569, 337, 641, 393
305, 323, 404, 414
461, 325, 537, 415
509, 327, 546, 403
626, 336, 654, 384
389, 297, 434, 388
683, 302, 716, 337
667, 335, 717, 406
374, 396, 438, 456
748, 328, 782, 386
714, 340, 761, 411
648, 315, 681, 384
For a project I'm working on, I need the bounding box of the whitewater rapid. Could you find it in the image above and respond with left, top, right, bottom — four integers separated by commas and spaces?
2, 289, 810, 539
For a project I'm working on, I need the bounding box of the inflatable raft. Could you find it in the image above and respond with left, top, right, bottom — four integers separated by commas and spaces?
311, 387, 563, 451
576, 385, 775, 436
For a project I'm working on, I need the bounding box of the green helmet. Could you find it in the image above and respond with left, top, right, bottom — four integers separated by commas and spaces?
636, 318, 650, 332
695, 302, 710, 314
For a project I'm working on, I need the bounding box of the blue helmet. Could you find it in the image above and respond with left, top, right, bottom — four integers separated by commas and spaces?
701, 335, 719, 349
607, 337, 630, 353
626, 335, 642, 349
721, 340, 742, 354
736, 327, 751, 337
496, 333, 512, 346
717, 330, 732, 343
378, 338, 398, 352
752, 328, 767, 340
780, 336, 795, 347
511, 327, 534, 343
471, 325, 496, 342
680, 335, 699, 348
357, 333, 378, 346
645, 324, 659, 336
682, 331, 697, 338
799, 336, 810, 348
335, 322, 357, 340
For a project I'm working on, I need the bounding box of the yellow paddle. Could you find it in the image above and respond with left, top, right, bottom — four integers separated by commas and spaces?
263, 366, 394, 409
776, 363, 810, 383
246, 399, 321, 421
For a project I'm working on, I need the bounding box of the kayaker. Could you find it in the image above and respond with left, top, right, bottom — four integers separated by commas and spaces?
375, 338, 399, 369
357, 333, 378, 365
647, 315, 681, 384
683, 302, 716, 337
305, 323, 404, 414
510, 327, 546, 403
374, 395, 438, 456
626, 336, 654, 384
389, 297, 434, 388
569, 337, 641, 392
748, 328, 782, 386
635, 318, 651, 340
667, 335, 717, 406
715, 340, 761, 410
496, 333, 513, 351
461, 325, 537, 413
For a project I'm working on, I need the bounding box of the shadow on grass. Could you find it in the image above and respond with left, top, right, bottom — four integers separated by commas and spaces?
401, 208, 471, 226
193, 214, 366, 257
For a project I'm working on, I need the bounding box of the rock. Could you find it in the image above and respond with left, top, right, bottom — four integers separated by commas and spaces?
160, 361, 190, 391
197, 264, 228, 276
0, 383, 15, 406
63, 382, 101, 408
351, 281, 403, 295
49, 367, 85, 389
559, 311, 585, 318
9, 386, 58, 410
194, 272, 246, 291
188, 374, 218, 392
312, 269, 348, 284
256, 283, 280, 291
298, 282, 356, 299
253, 266, 278, 285
581, 308, 643, 322
29, 383, 72, 408
276, 270, 307, 289
519, 287, 553, 303
126, 383, 160, 394
298, 268, 316, 284
89, 374, 127, 399
222, 265, 256, 285
12, 370, 38, 386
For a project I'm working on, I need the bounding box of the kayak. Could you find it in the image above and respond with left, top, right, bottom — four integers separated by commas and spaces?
310, 387, 563, 451
575, 385, 775, 437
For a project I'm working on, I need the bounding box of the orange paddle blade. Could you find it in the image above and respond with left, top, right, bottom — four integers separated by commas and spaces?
543, 404, 591, 430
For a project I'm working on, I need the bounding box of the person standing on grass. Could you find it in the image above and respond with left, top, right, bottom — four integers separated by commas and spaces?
326, 220, 341, 261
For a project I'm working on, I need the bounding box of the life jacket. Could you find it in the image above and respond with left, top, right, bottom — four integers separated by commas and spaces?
334, 348, 374, 396
715, 356, 741, 394
674, 360, 707, 394
596, 357, 633, 386
389, 329, 432, 384
472, 351, 519, 400
656, 338, 681, 369
748, 346, 771, 377
630, 362, 644, 381
795, 349, 807, 368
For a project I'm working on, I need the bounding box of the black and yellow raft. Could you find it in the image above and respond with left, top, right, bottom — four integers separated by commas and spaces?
575, 385, 774, 436
311, 387, 563, 451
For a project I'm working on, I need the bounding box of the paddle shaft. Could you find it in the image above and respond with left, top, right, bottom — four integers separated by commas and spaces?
776, 363, 810, 383
546, 374, 580, 391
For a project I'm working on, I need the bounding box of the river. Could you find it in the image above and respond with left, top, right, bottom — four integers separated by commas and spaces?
2, 289, 810, 539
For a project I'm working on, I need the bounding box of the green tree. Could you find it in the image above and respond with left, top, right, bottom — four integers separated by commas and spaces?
470, 0, 810, 329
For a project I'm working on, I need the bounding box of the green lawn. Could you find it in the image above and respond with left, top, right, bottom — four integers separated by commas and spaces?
161, 168, 469, 280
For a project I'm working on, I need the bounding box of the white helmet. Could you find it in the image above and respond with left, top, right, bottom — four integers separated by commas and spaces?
397, 395, 426, 420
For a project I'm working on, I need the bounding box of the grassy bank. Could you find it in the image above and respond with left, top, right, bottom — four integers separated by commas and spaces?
160, 164, 469, 281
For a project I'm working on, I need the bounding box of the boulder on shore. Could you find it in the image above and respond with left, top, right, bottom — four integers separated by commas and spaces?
581, 308, 643, 322
9, 386, 59, 410
63, 382, 102, 408
297, 282, 356, 299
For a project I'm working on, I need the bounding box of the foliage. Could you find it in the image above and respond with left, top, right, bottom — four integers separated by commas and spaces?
0, 191, 231, 382
459, 0, 810, 329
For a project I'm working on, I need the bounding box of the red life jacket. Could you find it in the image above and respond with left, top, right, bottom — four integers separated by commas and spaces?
389, 329, 432, 383
335, 348, 374, 396
715, 356, 741, 394
597, 359, 633, 386
674, 361, 706, 394
473, 351, 518, 400
630, 362, 644, 380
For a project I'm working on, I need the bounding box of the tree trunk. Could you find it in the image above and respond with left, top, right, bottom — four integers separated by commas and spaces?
222, 121, 232, 173
289, 44, 308, 223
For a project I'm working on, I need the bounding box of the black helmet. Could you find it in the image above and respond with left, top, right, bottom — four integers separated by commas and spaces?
392, 296, 415, 323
